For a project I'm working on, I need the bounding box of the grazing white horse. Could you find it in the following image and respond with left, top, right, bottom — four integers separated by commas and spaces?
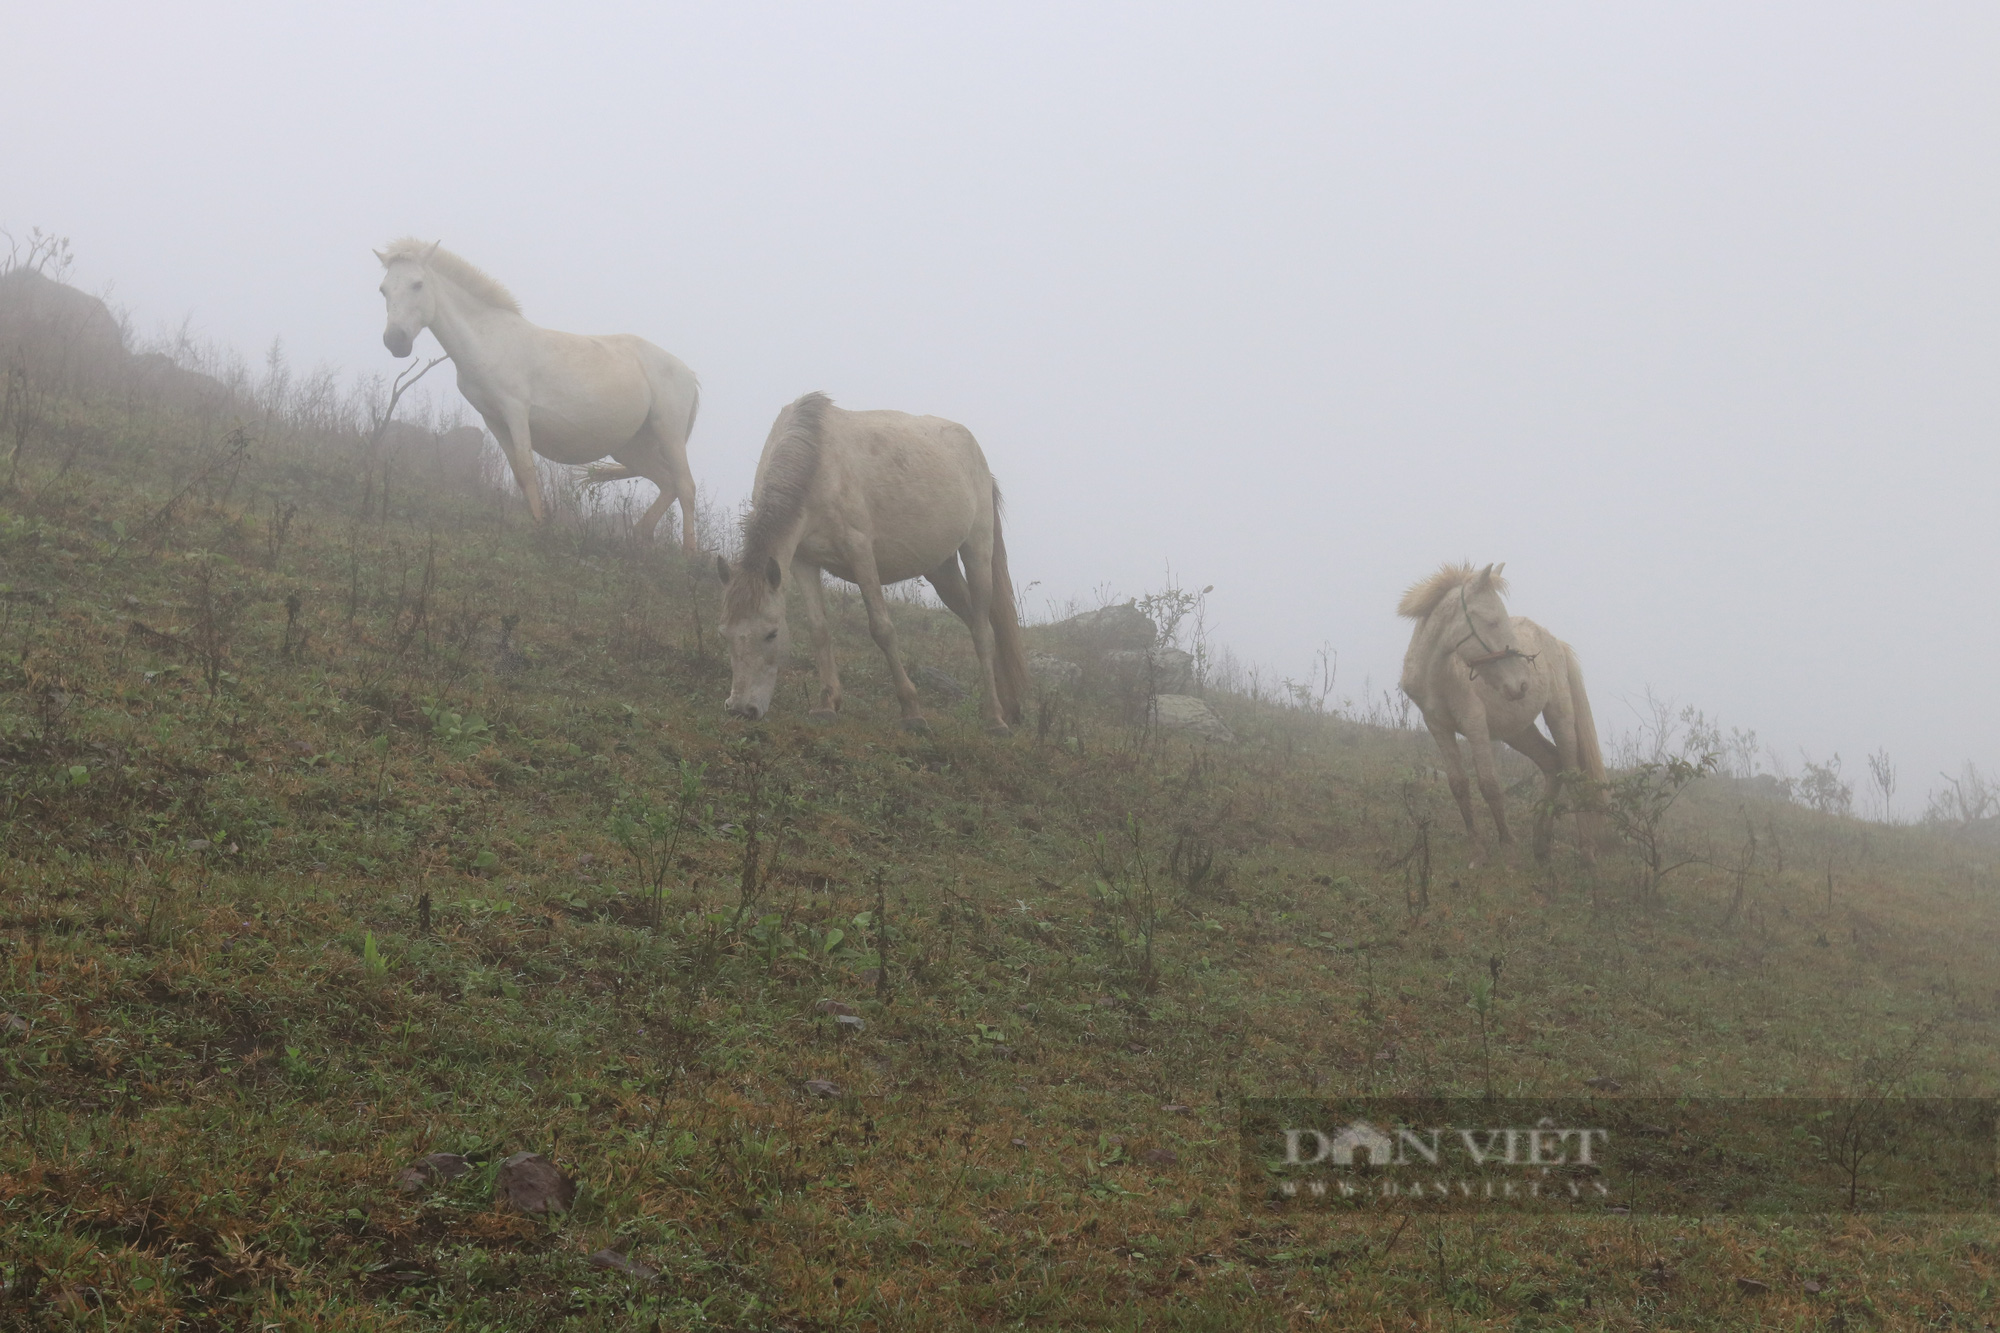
375, 239, 701, 550
718, 392, 1030, 734
1399, 563, 1606, 858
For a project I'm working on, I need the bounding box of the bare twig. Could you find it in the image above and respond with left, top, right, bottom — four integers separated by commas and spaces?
368, 355, 450, 451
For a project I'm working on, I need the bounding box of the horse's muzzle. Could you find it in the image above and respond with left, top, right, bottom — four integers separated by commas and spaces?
383, 329, 414, 358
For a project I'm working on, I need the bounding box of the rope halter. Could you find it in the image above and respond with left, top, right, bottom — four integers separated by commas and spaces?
1455, 582, 1538, 680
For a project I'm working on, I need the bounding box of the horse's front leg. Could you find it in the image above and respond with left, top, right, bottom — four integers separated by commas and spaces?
1461, 716, 1514, 844
793, 561, 841, 718
490, 403, 546, 523
1423, 715, 1480, 837
1505, 725, 1563, 862
846, 543, 926, 730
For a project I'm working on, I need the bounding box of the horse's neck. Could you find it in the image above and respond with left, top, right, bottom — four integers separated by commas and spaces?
746, 519, 809, 575
1423, 604, 1472, 671
424, 283, 530, 368
1424, 604, 1457, 653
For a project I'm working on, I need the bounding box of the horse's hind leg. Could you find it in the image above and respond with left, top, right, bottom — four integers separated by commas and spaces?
925, 557, 975, 623
625, 422, 698, 550
931, 550, 1009, 735
635, 488, 675, 542
847, 544, 926, 729
663, 451, 698, 552
1543, 699, 1600, 863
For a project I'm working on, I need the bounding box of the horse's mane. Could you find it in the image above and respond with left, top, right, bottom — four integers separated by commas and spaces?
378, 238, 521, 314
727, 392, 831, 614
1397, 562, 1509, 619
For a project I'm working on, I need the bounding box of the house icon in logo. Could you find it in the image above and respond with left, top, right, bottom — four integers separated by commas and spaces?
1328, 1120, 1395, 1166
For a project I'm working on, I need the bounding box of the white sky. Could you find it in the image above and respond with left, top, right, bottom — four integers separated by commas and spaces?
6, 1, 1996, 811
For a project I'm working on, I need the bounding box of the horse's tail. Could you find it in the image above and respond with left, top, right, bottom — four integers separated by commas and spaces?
987, 483, 1030, 726
1565, 643, 1607, 785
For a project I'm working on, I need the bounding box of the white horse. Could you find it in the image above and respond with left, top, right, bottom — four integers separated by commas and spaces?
375, 239, 701, 550
1398, 563, 1606, 858
717, 392, 1030, 734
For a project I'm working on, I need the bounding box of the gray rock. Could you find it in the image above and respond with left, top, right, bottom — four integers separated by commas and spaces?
0, 267, 129, 386
395, 1151, 471, 1193
495, 1151, 575, 1215
1103, 647, 1196, 693
1701, 773, 1792, 804
128, 352, 232, 409
1027, 652, 1082, 692
375, 421, 492, 493
1952, 817, 2000, 849
914, 665, 967, 700
1150, 694, 1235, 743
1045, 601, 1157, 652
0, 269, 228, 407
589, 1249, 659, 1281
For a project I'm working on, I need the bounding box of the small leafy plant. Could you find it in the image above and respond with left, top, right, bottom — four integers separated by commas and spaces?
1600, 749, 1718, 897
421, 700, 491, 750
608, 760, 705, 925
1089, 816, 1160, 992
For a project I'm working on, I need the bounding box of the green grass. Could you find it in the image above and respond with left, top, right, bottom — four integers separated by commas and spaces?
0, 383, 1997, 1329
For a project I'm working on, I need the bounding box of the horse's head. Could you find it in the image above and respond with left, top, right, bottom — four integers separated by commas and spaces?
717, 553, 788, 721
374, 241, 441, 358
1456, 563, 1533, 701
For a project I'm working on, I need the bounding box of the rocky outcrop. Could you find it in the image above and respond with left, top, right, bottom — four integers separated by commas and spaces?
1, 267, 231, 406
128, 351, 233, 409
1103, 646, 1196, 693
1027, 652, 1083, 693
1044, 601, 1157, 653
375, 421, 491, 493
1030, 603, 1210, 704
0, 267, 130, 387
914, 665, 967, 700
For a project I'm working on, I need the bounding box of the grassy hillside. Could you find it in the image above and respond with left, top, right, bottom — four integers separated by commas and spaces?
0, 355, 1997, 1331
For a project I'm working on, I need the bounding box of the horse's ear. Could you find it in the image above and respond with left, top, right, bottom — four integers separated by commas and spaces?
373, 248, 389, 266
765, 556, 783, 589
425, 240, 442, 263
1475, 563, 1495, 589
1492, 561, 1506, 579
715, 554, 731, 584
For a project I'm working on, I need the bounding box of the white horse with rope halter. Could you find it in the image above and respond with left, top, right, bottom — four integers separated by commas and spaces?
1398, 563, 1607, 860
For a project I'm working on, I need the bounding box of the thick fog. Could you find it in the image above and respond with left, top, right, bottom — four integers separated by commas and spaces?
6, 2, 1995, 811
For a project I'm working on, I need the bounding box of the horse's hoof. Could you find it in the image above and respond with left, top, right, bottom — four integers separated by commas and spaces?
983, 722, 1013, 738
899, 717, 931, 733
808, 709, 839, 723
